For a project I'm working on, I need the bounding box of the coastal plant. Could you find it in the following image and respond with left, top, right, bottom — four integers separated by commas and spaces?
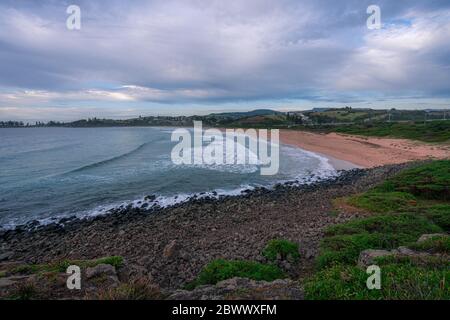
8, 281, 38, 300
91, 278, 164, 300
304, 264, 450, 300
262, 239, 300, 262
187, 259, 285, 289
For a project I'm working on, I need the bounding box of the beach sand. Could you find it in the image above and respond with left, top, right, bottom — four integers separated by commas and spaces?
280, 130, 450, 168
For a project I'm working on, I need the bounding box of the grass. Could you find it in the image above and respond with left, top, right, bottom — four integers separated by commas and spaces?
374, 254, 449, 269
347, 191, 417, 213
91, 278, 164, 300
307, 160, 450, 299
305, 264, 450, 300
375, 160, 450, 200
262, 239, 300, 262
10, 256, 123, 276
409, 235, 450, 254
7, 281, 38, 300
333, 121, 450, 143
317, 213, 442, 268
325, 213, 441, 237
423, 204, 450, 231
186, 259, 285, 289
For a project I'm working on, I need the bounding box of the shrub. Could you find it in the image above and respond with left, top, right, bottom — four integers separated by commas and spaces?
305, 264, 450, 300
262, 239, 300, 262
8, 281, 38, 300
92, 278, 163, 300
187, 259, 285, 289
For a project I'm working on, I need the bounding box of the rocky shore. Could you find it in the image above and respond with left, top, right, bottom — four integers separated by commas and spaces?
0, 162, 420, 292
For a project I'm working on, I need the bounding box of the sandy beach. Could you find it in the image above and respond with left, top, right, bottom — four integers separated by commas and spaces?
280, 130, 450, 168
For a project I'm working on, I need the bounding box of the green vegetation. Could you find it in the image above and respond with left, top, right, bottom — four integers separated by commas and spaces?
305, 264, 449, 300
410, 235, 450, 254
93, 279, 164, 300
10, 256, 123, 275
262, 239, 300, 262
186, 259, 285, 289
333, 121, 450, 143
8, 107, 449, 144
423, 204, 450, 231
375, 160, 450, 200
306, 161, 450, 299
7, 282, 38, 300
347, 191, 417, 213
318, 213, 441, 269
373, 254, 449, 269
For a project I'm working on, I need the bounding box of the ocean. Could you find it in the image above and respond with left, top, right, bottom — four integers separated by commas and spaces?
0, 127, 336, 228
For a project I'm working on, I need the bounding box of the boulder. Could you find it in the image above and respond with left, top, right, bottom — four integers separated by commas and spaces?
85, 264, 117, 279
163, 240, 177, 259
358, 249, 392, 267
0, 252, 13, 262
167, 277, 303, 300
417, 233, 447, 243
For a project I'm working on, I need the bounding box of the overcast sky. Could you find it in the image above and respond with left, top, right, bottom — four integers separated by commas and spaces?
0, 0, 449, 121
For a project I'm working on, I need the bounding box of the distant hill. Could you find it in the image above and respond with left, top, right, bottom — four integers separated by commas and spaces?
208, 109, 283, 119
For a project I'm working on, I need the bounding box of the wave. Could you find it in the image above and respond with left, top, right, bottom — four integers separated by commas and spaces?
63, 141, 153, 175
0, 143, 80, 160
1, 162, 339, 231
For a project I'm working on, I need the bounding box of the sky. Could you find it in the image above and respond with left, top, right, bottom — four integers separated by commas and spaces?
0, 0, 449, 122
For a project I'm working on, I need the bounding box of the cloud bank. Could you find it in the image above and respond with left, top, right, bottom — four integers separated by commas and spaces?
0, 0, 449, 120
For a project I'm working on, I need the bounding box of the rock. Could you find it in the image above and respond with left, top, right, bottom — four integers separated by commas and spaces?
163, 240, 177, 259
358, 249, 392, 267
85, 264, 117, 279
0, 252, 13, 262
167, 277, 303, 300
396, 246, 416, 255
417, 233, 447, 243
0, 277, 16, 288
0, 275, 33, 289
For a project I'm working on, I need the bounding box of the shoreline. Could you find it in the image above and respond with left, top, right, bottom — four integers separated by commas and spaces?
0, 162, 420, 292
279, 130, 449, 168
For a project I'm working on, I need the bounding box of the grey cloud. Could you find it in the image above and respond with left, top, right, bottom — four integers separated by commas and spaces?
0, 0, 449, 111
